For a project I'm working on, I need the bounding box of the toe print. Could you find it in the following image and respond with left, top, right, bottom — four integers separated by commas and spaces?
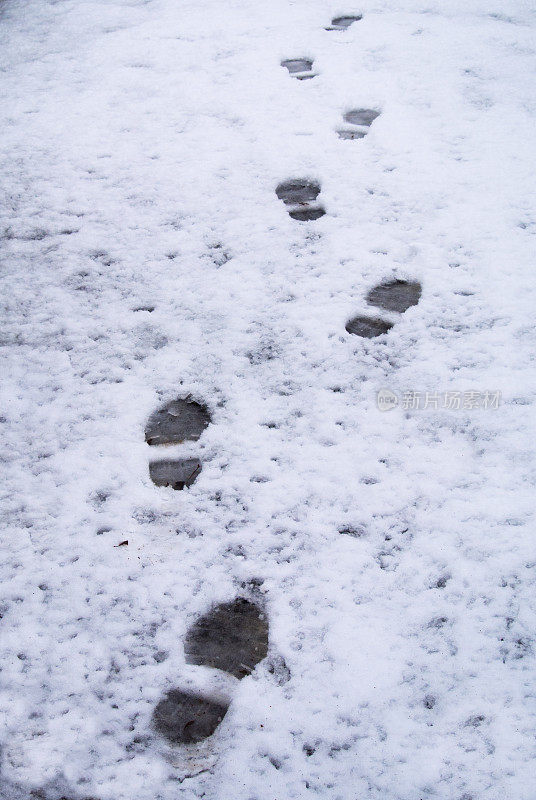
153, 599, 269, 745
345, 109, 380, 126
326, 14, 362, 31
145, 398, 210, 489
337, 108, 380, 140
366, 279, 422, 313
281, 58, 316, 80
346, 279, 422, 338
153, 689, 229, 744
276, 179, 326, 221
185, 598, 269, 679
145, 398, 210, 446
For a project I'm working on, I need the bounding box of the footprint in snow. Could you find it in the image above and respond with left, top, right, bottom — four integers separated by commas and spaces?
276, 179, 325, 221
145, 397, 210, 489
346, 279, 422, 338
337, 108, 380, 140
326, 14, 362, 31
281, 58, 316, 80
152, 598, 269, 743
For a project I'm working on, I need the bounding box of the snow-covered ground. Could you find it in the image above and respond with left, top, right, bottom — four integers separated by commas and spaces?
1, 0, 536, 797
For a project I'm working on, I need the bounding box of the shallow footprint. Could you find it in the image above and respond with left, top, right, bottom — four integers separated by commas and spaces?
326, 14, 362, 30
153, 689, 229, 744
276, 179, 320, 205
276, 179, 325, 221
149, 458, 201, 490
145, 398, 210, 446
337, 108, 380, 140
185, 598, 269, 679
344, 109, 380, 126
337, 128, 367, 140
289, 207, 325, 220
366, 279, 422, 313
345, 316, 393, 338
281, 58, 316, 80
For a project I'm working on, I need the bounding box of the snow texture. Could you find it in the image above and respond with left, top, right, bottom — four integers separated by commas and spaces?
1, 0, 536, 798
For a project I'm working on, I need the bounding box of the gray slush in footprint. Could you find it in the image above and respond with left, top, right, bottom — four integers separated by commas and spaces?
145, 399, 210, 446
337, 109, 380, 140
281, 58, 313, 74
149, 458, 201, 490
184, 598, 269, 679
153, 689, 229, 745
345, 316, 393, 338
345, 279, 422, 338
337, 129, 367, 140
281, 58, 316, 79
366, 279, 422, 313
344, 109, 380, 127
276, 179, 326, 221
152, 599, 269, 744
326, 14, 362, 30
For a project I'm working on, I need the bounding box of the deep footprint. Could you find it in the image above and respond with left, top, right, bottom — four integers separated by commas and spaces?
345, 316, 393, 338
366, 279, 422, 313
152, 689, 229, 744
281, 58, 316, 80
149, 458, 201, 489
338, 108, 380, 140
184, 598, 269, 679
326, 14, 362, 30
276, 179, 325, 221
145, 398, 210, 446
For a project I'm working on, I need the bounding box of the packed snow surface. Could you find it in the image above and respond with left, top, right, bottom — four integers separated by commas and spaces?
1, 0, 536, 798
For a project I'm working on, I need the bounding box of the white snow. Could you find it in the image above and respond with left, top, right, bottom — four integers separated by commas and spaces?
1, 0, 535, 798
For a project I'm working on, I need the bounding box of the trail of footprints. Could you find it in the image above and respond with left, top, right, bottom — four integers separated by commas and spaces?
140, 10, 424, 752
